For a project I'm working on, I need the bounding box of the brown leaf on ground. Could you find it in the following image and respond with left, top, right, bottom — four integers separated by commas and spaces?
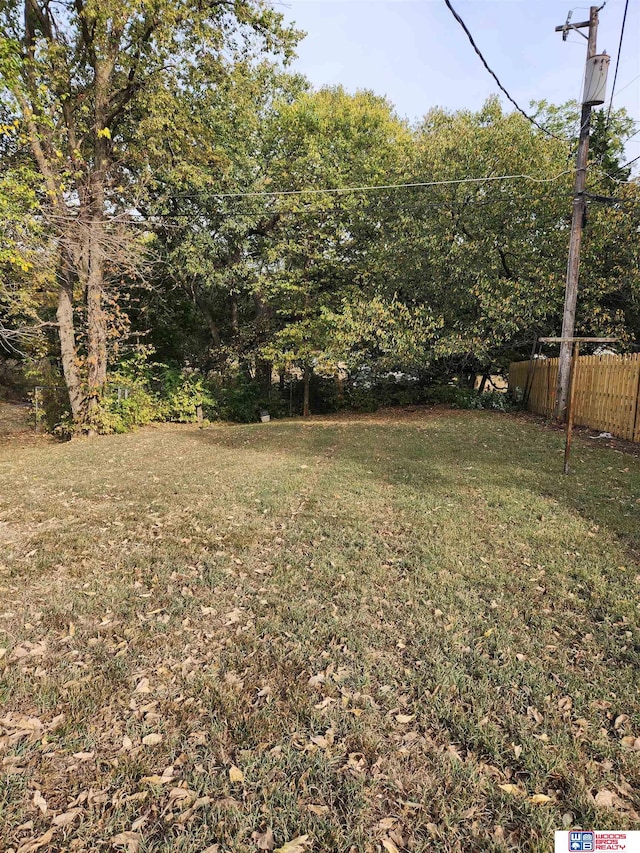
252, 827, 275, 850
52, 808, 82, 827
32, 790, 47, 814
142, 733, 163, 746
111, 830, 142, 852
594, 789, 621, 809
274, 836, 312, 853
16, 828, 56, 853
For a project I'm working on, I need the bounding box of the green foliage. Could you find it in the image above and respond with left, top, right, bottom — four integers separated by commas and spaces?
424, 384, 512, 411
216, 374, 263, 423
155, 367, 217, 423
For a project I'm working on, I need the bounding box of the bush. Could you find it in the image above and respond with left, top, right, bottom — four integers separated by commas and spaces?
216, 374, 262, 423
155, 366, 217, 422
424, 384, 511, 411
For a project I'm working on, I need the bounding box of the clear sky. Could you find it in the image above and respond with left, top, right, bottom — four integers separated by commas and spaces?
277, 0, 640, 165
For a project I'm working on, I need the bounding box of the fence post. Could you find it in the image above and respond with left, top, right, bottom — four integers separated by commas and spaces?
632, 357, 640, 443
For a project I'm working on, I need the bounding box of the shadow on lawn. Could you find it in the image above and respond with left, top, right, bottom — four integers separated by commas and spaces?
192, 411, 640, 558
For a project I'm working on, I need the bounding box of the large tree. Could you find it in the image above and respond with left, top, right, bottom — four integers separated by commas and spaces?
0, 0, 298, 426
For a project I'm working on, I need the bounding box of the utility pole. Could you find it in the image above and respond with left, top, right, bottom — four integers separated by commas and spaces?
554, 6, 603, 420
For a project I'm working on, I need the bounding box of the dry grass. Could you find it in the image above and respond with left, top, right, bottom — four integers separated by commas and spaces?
0, 410, 639, 853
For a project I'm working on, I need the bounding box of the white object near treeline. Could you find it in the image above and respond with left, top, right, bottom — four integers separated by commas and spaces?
582, 53, 610, 105
260, 411, 270, 423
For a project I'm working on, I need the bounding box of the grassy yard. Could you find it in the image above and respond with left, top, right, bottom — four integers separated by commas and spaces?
1, 409, 639, 853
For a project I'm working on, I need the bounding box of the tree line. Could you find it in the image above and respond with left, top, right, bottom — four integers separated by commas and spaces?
1, 0, 639, 430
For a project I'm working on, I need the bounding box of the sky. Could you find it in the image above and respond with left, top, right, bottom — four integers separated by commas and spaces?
276, 0, 640, 165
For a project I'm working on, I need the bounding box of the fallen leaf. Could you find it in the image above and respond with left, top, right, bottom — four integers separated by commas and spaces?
252, 827, 275, 850
16, 827, 56, 853
307, 804, 329, 815
111, 831, 142, 852
135, 678, 151, 694
394, 714, 414, 724
72, 751, 94, 761
52, 808, 82, 827
229, 765, 244, 783
382, 838, 401, 853
142, 733, 163, 746
498, 784, 522, 796
594, 789, 618, 809
529, 793, 552, 805
32, 790, 47, 814
274, 836, 311, 853
141, 773, 173, 785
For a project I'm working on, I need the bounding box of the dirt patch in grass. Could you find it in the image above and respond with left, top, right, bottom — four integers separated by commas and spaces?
0, 411, 638, 852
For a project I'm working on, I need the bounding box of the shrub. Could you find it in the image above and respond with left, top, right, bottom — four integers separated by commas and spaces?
216, 374, 262, 423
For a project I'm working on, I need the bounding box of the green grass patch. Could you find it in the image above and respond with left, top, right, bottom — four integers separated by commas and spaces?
0, 410, 638, 852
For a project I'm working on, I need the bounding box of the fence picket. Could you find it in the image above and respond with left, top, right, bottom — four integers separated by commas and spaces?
509, 353, 640, 444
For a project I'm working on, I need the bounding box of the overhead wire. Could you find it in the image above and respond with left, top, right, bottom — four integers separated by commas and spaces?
442, 0, 568, 144
605, 0, 630, 128
166, 169, 575, 201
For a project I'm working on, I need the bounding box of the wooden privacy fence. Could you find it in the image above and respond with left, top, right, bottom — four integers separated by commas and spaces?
509, 353, 640, 443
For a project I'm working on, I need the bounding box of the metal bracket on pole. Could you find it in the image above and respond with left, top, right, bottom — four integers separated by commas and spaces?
555, 14, 590, 39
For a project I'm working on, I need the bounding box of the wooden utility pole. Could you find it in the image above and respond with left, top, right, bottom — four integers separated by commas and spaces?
554, 6, 600, 420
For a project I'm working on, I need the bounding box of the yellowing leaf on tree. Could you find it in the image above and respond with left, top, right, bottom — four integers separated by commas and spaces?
97, 127, 112, 139
274, 836, 311, 853
229, 765, 244, 783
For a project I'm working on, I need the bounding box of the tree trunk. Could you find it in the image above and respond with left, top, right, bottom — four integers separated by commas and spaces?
56, 257, 84, 422
85, 221, 107, 414
230, 293, 239, 337
194, 294, 222, 348
84, 57, 111, 418
256, 358, 272, 400
303, 363, 311, 417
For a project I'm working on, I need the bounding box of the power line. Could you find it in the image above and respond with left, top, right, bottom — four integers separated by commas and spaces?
606, 0, 630, 127
167, 169, 574, 201
443, 0, 567, 143
611, 73, 640, 100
